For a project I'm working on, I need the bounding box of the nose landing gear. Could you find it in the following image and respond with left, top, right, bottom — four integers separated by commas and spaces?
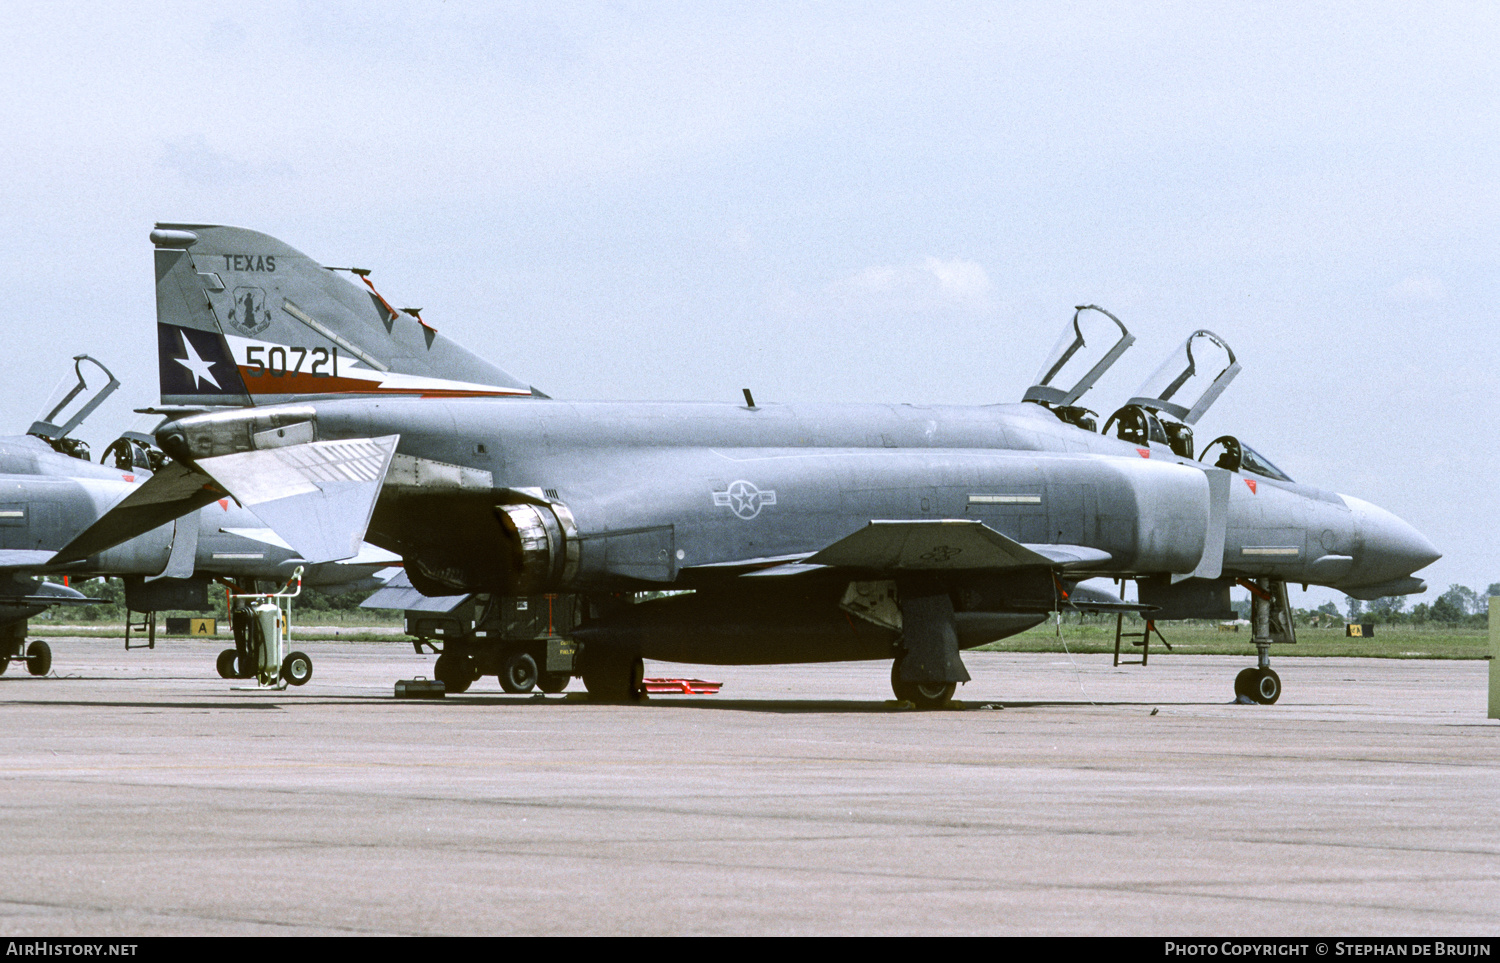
1235, 578, 1293, 705
1234, 666, 1281, 704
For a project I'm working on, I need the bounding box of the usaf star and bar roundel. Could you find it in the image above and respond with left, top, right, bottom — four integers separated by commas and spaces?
713, 480, 777, 520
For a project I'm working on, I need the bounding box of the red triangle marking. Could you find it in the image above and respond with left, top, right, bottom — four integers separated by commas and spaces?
1245, 479, 1257, 494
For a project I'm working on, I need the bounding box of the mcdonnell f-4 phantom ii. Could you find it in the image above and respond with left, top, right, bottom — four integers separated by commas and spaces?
90, 223, 1438, 707
0, 354, 398, 680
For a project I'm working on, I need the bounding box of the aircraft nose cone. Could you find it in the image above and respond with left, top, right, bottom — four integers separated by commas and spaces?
1343, 495, 1441, 581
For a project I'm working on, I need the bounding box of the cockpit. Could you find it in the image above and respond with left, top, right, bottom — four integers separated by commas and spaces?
1198, 436, 1294, 482
27, 355, 120, 462
1021, 305, 1134, 434
100, 426, 167, 473
1102, 329, 1240, 459
1024, 311, 1290, 475
1102, 403, 1170, 449
26, 355, 169, 472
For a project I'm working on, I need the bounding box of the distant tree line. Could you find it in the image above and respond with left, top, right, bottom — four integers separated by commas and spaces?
1113, 585, 1494, 631
1227, 598, 1344, 628
1344, 583, 1499, 628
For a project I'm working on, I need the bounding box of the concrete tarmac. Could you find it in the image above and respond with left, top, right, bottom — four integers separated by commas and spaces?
0, 639, 1495, 936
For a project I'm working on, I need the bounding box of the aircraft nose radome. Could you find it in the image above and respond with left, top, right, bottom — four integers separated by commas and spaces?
1342, 494, 1441, 579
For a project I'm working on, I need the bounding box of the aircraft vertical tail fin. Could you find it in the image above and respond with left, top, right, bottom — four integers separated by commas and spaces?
152, 224, 537, 407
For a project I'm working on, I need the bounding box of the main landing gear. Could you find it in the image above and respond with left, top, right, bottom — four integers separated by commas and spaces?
579, 646, 645, 703
1234, 577, 1294, 705
25, 640, 50, 676
888, 586, 969, 710
890, 658, 956, 710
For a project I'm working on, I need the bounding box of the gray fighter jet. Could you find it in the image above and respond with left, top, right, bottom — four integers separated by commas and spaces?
90, 224, 1438, 706
0, 354, 397, 678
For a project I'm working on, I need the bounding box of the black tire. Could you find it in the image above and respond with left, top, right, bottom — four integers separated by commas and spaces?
537, 671, 570, 694
1252, 667, 1281, 705
236, 638, 258, 678
1234, 667, 1257, 700
499, 652, 539, 693
910, 681, 957, 710
890, 659, 956, 710
216, 649, 238, 679
25, 641, 51, 677
433, 653, 473, 694
579, 648, 644, 703
282, 651, 313, 687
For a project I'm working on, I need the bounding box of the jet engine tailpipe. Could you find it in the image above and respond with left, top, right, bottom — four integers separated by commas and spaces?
495, 501, 579, 594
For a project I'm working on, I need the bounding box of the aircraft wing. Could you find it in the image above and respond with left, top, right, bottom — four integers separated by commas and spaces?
1062, 580, 1153, 614
0, 594, 97, 607
219, 528, 402, 566
358, 569, 472, 612
51, 436, 399, 566
745, 520, 1111, 575
50, 462, 228, 565
196, 436, 399, 564
0, 550, 70, 569
0, 578, 95, 606
687, 553, 818, 576
1028, 543, 1115, 567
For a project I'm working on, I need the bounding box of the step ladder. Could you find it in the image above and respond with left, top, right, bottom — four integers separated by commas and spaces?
1112, 613, 1172, 666
124, 610, 156, 650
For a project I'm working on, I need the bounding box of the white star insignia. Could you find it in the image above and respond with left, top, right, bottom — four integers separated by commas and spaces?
175, 333, 222, 390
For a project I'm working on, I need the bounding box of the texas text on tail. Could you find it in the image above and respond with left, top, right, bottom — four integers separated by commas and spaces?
151, 223, 538, 407
101, 224, 1437, 707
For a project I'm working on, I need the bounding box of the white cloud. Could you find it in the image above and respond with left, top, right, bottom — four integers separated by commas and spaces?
158, 135, 297, 187
1387, 272, 1446, 301
828, 257, 995, 313
922, 257, 992, 301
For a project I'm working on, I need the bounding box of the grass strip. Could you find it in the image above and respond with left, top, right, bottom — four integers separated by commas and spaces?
979, 623, 1489, 660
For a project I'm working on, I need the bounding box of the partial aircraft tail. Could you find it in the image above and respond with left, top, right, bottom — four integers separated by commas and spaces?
152, 223, 538, 407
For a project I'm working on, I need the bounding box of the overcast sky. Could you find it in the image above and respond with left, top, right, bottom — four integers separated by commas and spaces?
1, 2, 1494, 607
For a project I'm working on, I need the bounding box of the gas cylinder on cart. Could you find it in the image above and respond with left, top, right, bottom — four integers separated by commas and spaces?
252, 600, 284, 686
